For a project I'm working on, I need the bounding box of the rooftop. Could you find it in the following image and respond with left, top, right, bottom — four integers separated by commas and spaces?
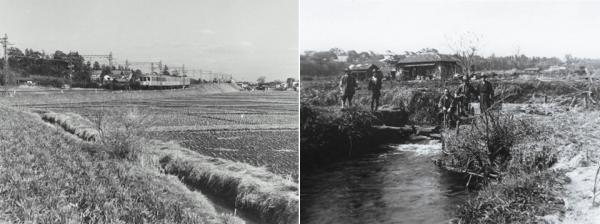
397, 53, 459, 64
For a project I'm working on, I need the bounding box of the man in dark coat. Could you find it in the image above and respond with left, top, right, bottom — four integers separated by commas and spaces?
368, 70, 383, 112
479, 74, 494, 113
340, 70, 357, 109
454, 75, 476, 116
438, 88, 455, 127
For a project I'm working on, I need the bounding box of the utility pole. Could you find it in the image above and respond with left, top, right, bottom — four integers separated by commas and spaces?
1, 33, 12, 71
108, 52, 113, 67
151, 62, 155, 73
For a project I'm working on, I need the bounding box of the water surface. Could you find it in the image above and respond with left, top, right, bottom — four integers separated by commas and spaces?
301, 140, 468, 224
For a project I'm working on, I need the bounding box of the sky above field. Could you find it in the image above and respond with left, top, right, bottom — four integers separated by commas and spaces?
301, 0, 600, 59
0, 0, 298, 82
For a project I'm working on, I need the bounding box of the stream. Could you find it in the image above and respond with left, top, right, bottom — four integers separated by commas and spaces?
301, 140, 469, 224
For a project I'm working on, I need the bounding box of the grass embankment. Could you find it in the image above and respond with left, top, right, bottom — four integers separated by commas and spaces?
438, 112, 565, 223
40, 112, 99, 141
439, 107, 600, 223
38, 108, 299, 224
0, 106, 242, 223
148, 141, 299, 224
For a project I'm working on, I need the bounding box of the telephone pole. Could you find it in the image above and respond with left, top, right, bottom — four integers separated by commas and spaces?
1, 33, 12, 71
108, 52, 113, 67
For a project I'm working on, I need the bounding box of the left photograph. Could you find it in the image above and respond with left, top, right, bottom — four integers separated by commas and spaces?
0, 0, 299, 223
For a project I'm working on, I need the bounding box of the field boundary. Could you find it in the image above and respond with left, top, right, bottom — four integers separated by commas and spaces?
35, 110, 299, 224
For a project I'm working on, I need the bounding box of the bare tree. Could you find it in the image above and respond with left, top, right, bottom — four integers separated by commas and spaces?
257, 76, 266, 84
447, 32, 482, 76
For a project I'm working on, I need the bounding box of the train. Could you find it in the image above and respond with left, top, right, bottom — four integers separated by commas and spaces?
134, 73, 190, 89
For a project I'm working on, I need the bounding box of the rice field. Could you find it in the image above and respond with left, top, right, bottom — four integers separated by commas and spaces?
8, 89, 300, 180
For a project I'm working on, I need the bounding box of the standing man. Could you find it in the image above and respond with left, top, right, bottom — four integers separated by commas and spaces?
340, 69, 357, 109
368, 69, 383, 112
438, 88, 455, 128
455, 75, 476, 116
479, 74, 494, 113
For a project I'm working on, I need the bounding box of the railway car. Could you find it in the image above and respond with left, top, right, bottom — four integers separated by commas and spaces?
136, 73, 190, 89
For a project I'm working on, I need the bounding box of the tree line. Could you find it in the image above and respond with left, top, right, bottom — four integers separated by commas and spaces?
300, 48, 599, 78
0, 47, 147, 86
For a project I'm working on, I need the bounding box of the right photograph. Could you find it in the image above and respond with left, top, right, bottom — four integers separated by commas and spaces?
300, 0, 600, 223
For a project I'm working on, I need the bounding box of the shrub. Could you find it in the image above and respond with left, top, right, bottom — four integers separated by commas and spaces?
92, 108, 155, 161
439, 112, 543, 185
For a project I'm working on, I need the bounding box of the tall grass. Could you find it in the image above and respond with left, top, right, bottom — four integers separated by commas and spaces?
440, 112, 564, 222
0, 106, 243, 224
34, 107, 298, 224
153, 142, 299, 224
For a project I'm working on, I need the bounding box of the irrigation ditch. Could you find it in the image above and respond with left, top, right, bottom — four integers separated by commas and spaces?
35, 110, 298, 224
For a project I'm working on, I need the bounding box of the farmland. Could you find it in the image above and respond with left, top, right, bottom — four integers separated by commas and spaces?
3, 86, 299, 179
0, 84, 299, 223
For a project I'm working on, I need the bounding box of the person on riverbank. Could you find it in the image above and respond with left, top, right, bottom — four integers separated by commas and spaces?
368, 69, 383, 112
455, 75, 476, 116
340, 69, 357, 109
438, 88, 455, 128
479, 74, 494, 113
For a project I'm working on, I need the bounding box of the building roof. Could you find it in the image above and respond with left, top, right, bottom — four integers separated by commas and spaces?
397, 53, 459, 64
347, 63, 378, 71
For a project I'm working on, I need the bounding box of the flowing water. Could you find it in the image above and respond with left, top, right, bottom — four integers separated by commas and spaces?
301, 140, 469, 224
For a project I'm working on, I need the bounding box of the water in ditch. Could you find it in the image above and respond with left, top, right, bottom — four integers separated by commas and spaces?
301, 140, 469, 224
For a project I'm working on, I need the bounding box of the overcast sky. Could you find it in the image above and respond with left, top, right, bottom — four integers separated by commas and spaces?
301, 0, 600, 59
0, 0, 298, 81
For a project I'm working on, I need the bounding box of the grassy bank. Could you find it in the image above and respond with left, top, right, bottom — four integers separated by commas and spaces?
32, 107, 299, 224
438, 111, 567, 223
148, 141, 299, 224
0, 106, 242, 223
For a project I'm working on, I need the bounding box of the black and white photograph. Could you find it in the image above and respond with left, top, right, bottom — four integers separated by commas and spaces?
300, 0, 600, 223
0, 0, 298, 223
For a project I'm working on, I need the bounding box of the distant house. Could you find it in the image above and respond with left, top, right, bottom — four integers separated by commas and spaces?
91, 70, 103, 81
347, 64, 379, 81
107, 70, 132, 82
395, 53, 461, 80
523, 67, 541, 74
334, 55, 348, 63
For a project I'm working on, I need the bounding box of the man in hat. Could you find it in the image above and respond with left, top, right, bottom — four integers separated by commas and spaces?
340, 69, 357, 109
368, 69, 383, 112
438, 88, 455, 128
479, 74, 494, 113
454, 75, 476, 116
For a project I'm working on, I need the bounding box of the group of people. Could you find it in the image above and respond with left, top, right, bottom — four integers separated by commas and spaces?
339, 67, 496, 126
339, 68, 383, 112
438, 74, 495, 127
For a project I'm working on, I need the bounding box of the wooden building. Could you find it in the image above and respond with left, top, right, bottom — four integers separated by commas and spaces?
396, 54, 461, 80
347, 63, 379, 81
